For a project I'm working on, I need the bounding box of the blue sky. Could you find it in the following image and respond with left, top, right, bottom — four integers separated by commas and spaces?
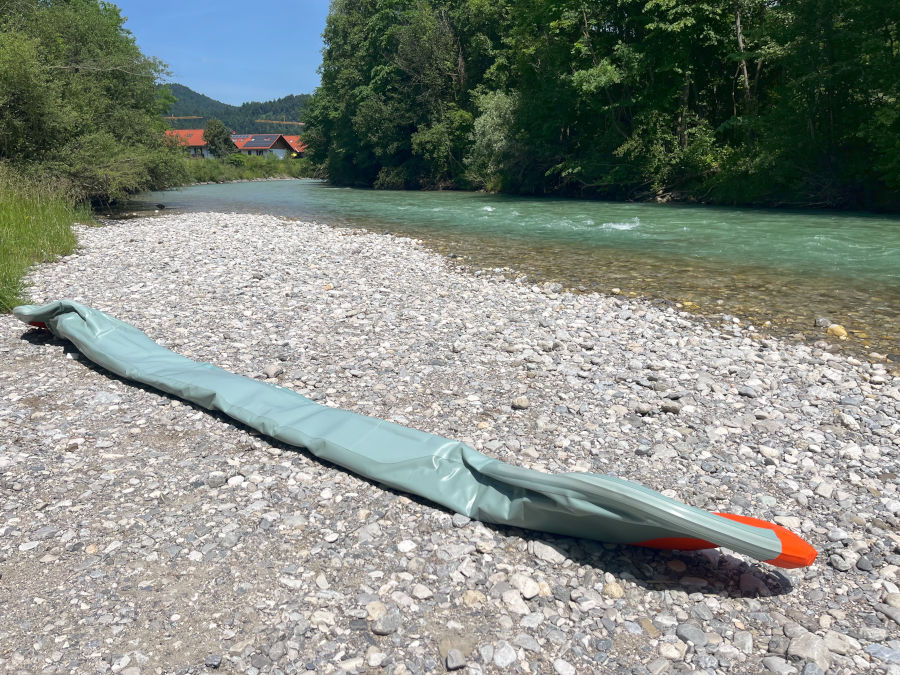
116, 0, 331, 105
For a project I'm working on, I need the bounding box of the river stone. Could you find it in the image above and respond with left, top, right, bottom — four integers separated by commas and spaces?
510, 573, 540, 600
603, 581, 624, 599
532, 541, 566, 564
761, 656, 796, 675
875, 603, 900, 626
675, 623, 707, 647
493, 641, 516, 668
446, 649, 466, 670
513, 633, 541, 653
787, 633, 830, 671
660, 400, 682, 414
867, 644, 900, 665
263, 363, 283, 378
371, 610, 402, 636
366, 601, 388, 620
829, 554, 853, 571
206, 471, 227, 488
826, 324, 848, 340
501, 589, 530, 615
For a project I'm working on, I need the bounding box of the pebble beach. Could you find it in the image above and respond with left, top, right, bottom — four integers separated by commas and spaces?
1, 212, 899, 674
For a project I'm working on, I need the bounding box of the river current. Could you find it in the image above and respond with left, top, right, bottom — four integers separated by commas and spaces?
130, 179, 899, 360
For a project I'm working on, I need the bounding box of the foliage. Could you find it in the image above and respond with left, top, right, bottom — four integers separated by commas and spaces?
181, 156, 318, 184
165, 83, 312, 134
0, 0, 186, 204
306, 0, 900, 209
203, 118, 236, 158
0, 164, 86, 312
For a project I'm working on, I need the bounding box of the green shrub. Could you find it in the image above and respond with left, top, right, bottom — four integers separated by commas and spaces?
182, 156, 318, 183
0, 165, 87, 312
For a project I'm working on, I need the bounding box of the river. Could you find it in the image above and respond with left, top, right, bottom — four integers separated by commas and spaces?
128, 179, 900, 360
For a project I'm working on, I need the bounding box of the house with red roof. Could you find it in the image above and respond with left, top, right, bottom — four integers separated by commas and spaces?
230, 134, 293, 159
282, 135, 307, 157
231, 134, 252, 151
167, 129, 304, 160
164, 129, 210, 158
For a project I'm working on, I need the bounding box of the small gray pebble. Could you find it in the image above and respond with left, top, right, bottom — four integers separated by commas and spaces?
452, 513, 471, 527
675, 622, 708, 647
263, 363, 283, 378
660, 400, 682, 414
206, 471, 226, 488
371, 610, 402, 636
829, 554, 852, 571
446, 649, 466, 670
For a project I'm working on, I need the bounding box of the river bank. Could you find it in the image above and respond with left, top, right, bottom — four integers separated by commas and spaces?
131, 180, 900, 365
1, 212, 899, 673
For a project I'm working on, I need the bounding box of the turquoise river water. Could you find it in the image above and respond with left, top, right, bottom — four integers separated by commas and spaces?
131, 179, 899, 360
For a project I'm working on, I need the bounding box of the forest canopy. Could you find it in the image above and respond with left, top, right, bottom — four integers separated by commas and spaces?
304, 0, 900, 210
0, 0, 184, 203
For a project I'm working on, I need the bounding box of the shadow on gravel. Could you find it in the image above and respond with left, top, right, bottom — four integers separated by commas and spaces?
22, 328, 796, 601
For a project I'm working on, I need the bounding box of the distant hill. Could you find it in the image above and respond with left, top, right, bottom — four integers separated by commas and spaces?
163, 83, 311, 134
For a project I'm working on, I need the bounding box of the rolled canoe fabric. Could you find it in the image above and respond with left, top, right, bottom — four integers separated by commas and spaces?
14, 300, 816, 568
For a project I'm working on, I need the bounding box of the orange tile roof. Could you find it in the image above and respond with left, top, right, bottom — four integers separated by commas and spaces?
231, 134, 252, 149
283, 135, 307, 153
165, 129, 206, 147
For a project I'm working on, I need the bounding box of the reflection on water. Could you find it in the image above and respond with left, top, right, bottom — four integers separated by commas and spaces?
122, 180, 900, 362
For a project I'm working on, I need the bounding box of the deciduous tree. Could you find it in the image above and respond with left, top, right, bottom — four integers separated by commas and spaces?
203, 118, 235, 158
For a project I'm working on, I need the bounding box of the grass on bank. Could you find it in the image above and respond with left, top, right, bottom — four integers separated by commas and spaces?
182, 155, 318, 183
0, 167, 88, 312
1, 155, 319, 313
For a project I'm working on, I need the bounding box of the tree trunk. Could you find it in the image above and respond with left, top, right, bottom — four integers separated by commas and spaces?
735, 7, 752, 112
677, 75, 691, 149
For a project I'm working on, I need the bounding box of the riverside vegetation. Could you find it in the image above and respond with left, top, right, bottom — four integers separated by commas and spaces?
0, 0, 185, 309
0, 0, 316, 310
304, 0, 899, 210
182, 155, 317, 184
0, 168, 84, 312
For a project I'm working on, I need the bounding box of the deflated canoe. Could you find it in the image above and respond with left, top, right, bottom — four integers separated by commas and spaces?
14, 300, 816, 568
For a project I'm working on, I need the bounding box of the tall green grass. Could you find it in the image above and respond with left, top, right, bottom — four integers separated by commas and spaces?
0, 167, 87, 312
182, 155, 318, 184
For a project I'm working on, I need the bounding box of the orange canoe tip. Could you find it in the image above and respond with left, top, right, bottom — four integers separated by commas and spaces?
716, 513, 817, 569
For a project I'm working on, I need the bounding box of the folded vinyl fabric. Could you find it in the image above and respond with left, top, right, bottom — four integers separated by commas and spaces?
14, 300, 816, 568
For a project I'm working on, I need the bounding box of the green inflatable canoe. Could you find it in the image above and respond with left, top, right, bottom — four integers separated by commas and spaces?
14, 300, 816, 569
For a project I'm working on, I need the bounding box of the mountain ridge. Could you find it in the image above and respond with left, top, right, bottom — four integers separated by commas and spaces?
163, 83, 311, 135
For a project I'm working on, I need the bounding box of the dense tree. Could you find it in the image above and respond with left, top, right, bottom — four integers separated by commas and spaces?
203, 118, 235, 158
0, 0, 184, 203
305, 0, 899, 209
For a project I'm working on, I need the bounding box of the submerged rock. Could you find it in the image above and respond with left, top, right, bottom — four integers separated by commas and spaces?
827, 324, 848, 340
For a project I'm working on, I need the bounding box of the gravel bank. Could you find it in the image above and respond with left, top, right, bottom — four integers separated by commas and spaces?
1, 212, 899, 674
